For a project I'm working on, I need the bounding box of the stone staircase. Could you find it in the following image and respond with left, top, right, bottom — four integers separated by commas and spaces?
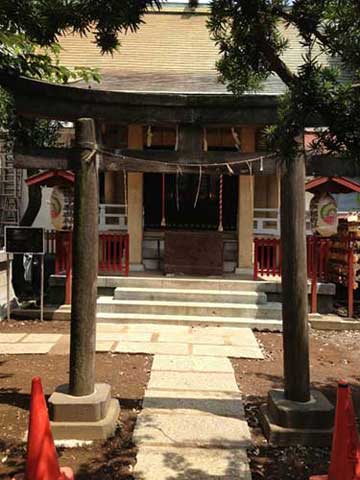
96, 276, 283, 331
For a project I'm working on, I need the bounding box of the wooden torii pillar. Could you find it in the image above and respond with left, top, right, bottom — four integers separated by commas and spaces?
48, 118, 120, 440
69, 118, 98, 396
259, 140, 335, 446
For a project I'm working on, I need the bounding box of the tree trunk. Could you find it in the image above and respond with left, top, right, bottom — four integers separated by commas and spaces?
280, 144, 310, 402
69, 118, 98, 396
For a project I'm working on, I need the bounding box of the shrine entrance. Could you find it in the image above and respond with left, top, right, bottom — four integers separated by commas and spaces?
143, 172, 238, 275
143, 173, 238, 231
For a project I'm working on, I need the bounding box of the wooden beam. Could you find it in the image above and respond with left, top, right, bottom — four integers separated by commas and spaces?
0, 73, 280, 125
69, 118, 98, 397
15, 148, 74, 170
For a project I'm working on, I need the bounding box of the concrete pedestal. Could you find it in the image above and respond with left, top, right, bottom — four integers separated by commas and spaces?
48, 383, 120, 440
259, 389, 334, 446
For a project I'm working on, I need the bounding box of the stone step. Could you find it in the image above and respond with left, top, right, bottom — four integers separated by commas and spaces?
97, 297, 282, 319
96, 311, 282, 331
97, 275, 275, 292
113, 287, 267, 304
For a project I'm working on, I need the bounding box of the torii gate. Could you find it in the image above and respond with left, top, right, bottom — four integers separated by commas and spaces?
1, 72, 352, 442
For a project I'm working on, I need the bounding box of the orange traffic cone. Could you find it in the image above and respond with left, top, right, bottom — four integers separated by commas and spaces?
310, 380, 360, 480
13, 377, 74, 480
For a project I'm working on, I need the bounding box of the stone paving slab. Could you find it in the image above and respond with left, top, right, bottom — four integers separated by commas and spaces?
192, 344, 264, 359
126, 324, 190, 334
0, 333, 27, 343
152, 355, 233, 373
48, 336, 70, 355
114, 342, 189, 355
143, 389, 245, 418
96, 324, 128, 333
134, 411, 251, 448
0, 343, 53, 354
134, 446, 251, 480
189, 326, 255, 337
21, 334, 62, 343
157, 333, 226, 345
96, 342, 114, 352
227, 335, 260, 347
148, 371, 239, 392
97, 333, 152, 342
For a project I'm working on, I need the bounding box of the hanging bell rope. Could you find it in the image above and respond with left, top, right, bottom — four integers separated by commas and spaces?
194, 165, 202, 208
161, 173, 166, 227
176, 168, 181, 212
218, 174, 224, 232
175, 125, 179, 152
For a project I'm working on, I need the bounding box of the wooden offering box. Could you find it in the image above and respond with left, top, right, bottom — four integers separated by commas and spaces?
164, 230, 224, 275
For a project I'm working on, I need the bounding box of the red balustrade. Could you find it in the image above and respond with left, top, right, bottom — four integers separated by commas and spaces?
254, 235, 355, 317
47, 230, 129, 277
253, 238, 281, 280
99, 233, 129, 275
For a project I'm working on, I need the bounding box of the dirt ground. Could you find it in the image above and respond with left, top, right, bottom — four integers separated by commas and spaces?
0, 351, 152, 480
0, 320, 70, 335
1, 321, 360, 479
231, 329, 360, 480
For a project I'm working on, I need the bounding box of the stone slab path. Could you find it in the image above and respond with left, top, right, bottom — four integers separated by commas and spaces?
0, 324, 263, 478
127, 324, 260, 480
0, 324, 264, 360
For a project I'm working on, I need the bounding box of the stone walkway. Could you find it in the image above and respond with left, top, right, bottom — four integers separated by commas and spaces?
0, 324, 263, 479
132, 325, 257, 479
0, 324, 264, 359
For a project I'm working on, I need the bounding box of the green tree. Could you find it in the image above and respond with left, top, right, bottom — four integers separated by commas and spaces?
0, 0, 161, 298
208, 0, 360, 161
0, 0, 162, 224
208, 0, 360, 405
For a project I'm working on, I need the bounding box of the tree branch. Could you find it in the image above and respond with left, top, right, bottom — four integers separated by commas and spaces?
254, 26, 296, 87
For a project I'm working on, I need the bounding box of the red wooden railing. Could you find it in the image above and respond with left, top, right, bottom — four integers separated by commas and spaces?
99, 233, 130, 275
254, 238, 281, 280
306, 237, 331, 282
254, 235, 356, 317
47, 230, 130, 276
45, 230, 129, 303
254, 236, 331, 281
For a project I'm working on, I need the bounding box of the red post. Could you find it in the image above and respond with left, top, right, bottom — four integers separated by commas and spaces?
278, 239, 282, 276
119, 235, 123, 272
107, 234, 111, 272
65, 232, 72, 305
125, 234, 130, 276
260, 240, 265, 277
348, 244, 354, 318
311, 235, 318, 314
266, 240, 271, 276
254, 239, 259, 280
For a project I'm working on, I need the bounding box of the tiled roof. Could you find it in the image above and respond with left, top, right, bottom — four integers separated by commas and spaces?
58, 8, 347, 95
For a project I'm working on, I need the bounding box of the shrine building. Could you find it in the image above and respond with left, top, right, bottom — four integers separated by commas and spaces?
15, 2, 337, 275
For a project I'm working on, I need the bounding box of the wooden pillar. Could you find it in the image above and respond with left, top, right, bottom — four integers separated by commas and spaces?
267, 174, 280, 209
237, 127, 255, 272
281, 141, 310, 402
104, 172, 116, 203
69, 118, 98, 396
127, 125, 143, 267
